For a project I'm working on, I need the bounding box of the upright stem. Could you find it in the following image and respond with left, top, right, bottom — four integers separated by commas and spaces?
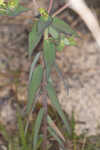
32, 0, 39, 15
48, 0, 54, 14
42, 88, 48, 150
44, 28, 48, 40
32, 0, 39, 9
42, 29, 48, 150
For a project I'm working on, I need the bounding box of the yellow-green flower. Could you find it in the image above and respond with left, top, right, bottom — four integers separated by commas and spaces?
0, 0, 6, 7
8, 0, 18, 9
68, 36, 76, 46
0, 0, 4, 5
60, 39, 65, 46
38, 8, 48, 20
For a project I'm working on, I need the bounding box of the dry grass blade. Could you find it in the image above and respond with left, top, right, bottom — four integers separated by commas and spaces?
48, 115, 65, 142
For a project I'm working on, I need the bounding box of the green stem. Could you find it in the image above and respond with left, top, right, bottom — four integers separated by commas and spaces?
44, 28, 49, 40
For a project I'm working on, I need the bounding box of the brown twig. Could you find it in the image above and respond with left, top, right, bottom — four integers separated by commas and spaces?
32, 0, 39, 15
32, 0, 39, 9
48, 0, 54, 14
68, 0, 100, 47
52, 2, 70, 17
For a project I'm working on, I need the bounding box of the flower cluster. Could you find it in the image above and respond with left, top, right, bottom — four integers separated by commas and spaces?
38, 8, 48, 20
8, 0, 18, 9
0, 0, 6, 7
0, 0, 18, 9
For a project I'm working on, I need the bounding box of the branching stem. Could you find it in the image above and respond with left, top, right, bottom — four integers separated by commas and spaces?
48, 0, 54, 14
32, 0, 39, 9
53, 3, 69, 17
42, 71, 48, 150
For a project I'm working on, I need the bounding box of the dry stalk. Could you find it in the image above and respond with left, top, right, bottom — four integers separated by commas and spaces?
68, 0, 100, 47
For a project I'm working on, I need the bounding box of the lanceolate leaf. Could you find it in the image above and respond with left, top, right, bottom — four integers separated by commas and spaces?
52, 17, 77, 36
33, 108, 44, 150
29, 22, 42, 57
29, 52, 41, 82
7, 6, 30, 16
48, 26, 59, 39
43, 39, 56, 79
48, 127, 65, 150
27, 65, 43, 113
34, 135, 43, 150
46, 82, 71, 137
17, 112, 27, 150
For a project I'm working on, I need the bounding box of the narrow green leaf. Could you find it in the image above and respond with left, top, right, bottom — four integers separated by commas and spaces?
29, 52, 41, 82
0, 124, 9, 141
52, 17, 78, 36
27, 65, 43, 113
43, 39, 56, 79
46, 82, 71, 137
29, 22, 42, 57
7, 6, 30, 16
35, 135, 43, 150
71, 111, 76, 140
33, 108, 44, 150
17, 112, 27, 150
48, 26, 59, 39
48, 127, 65, 150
